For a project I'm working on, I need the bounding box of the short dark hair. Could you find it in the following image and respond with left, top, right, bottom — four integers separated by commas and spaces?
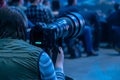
0, 7, 27, 40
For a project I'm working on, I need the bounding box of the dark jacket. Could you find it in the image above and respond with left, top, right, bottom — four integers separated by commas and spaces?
0, 39, 43, 80
107, 10, 120, 27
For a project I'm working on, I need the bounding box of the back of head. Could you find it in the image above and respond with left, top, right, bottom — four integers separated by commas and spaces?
0, 7, 27, 40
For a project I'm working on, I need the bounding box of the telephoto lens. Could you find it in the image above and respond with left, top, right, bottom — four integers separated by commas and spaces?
48, 12, 85, 40
30, 12, 85, 64
30, 12, 85, 48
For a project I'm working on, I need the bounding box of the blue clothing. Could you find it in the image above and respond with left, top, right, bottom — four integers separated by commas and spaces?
107, 10, 120, 49
83, 26, 93, 52
25, 5, 53, 25
79, 11, 101, 49
107, 10, 120, 27
39, 52, 65, 80
112, 26, 120, 48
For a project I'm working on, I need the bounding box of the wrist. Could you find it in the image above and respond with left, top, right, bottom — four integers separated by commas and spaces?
55, 62, 63, 68
55, 67, 64, 73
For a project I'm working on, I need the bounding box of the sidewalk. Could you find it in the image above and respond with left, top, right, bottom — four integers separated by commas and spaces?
64, 48, 120, 80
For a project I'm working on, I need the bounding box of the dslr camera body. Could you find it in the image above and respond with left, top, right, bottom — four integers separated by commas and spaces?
30, 12, 85, 63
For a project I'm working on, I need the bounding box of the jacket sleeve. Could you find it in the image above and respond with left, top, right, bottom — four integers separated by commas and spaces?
39, 52, 65, 80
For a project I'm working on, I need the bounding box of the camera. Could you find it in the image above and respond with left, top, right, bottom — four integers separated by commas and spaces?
30, 12, 85, 63
30, 12, 85, 48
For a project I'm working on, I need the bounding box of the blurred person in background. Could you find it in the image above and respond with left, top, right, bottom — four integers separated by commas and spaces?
43, 0, 54, 21
25, 0, 54, 25
106, 2, 120, 53
51, 0, 61, 18
25, 0, 54, 41
79, 10, 101, 51
0, 7, 65, 80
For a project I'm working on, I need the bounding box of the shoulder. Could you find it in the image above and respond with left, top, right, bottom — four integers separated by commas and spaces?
14, 40, 44, 53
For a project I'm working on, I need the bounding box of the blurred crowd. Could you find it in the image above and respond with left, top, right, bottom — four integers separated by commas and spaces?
0, 0, 120, 80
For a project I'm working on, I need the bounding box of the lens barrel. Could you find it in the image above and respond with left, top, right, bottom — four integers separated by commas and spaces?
48, 12, 85, 40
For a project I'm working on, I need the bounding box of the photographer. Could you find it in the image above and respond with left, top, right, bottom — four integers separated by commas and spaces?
0, 7, 65, 80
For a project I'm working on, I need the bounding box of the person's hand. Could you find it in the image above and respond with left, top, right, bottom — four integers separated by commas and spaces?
55, 47, 64, 70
